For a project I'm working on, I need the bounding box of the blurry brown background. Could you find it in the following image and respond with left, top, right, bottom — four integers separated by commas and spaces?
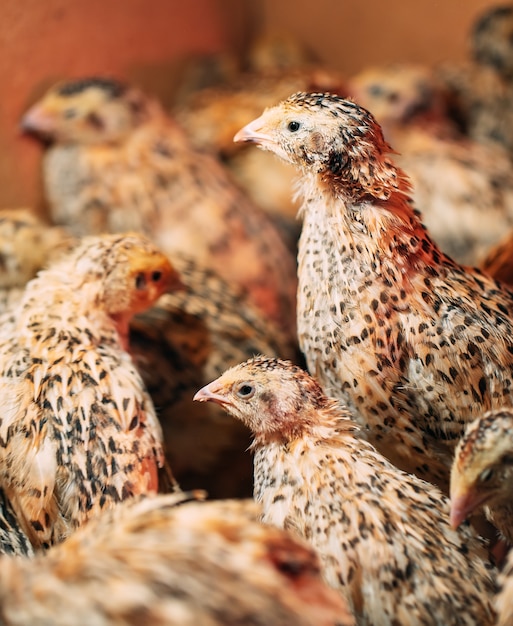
0, 0, 500, 211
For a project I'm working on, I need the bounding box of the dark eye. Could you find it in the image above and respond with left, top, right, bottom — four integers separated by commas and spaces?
479, 468, 494, 482
368, 84, 384, 97
287, 121, 301, 132
63, 108, 77, 119
87, 112, 104, 130
236, 383, 255, 399
275, 558, 307, 578
135, 273, 146, 290
151, 271, 162, 282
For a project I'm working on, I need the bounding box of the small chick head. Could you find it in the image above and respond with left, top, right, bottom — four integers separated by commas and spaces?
21, 77, 151, 144
193, 356, 330, 441
450, 409, 513, 528
234, 91, 396, 199
67, 232, 182, 319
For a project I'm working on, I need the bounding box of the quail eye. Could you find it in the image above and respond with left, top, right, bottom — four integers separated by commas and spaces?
368, 84, 384, 97
479, 468, 494, 482
287, 121, 301, 132
151, 270, 162, 282
275, 558, 306, 578
63, 108, 77, 119
135, 273, 146, 290
236, 383, 255, 399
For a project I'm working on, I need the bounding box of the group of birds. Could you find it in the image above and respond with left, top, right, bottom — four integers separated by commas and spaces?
3, 3, 513, 625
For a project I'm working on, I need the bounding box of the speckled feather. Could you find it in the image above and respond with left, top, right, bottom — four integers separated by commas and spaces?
437, 5, 513, 156
0, 487, 33, 557
347, 63, 513, 265
496, 543, 513, 626
195, 357, 496, 626
0, 232, 177, 549
0, 492, 353, 626
0, 211, 294, 500
22, 77, 297, 337
234, 91, 513, 493
450, 408, 513, 544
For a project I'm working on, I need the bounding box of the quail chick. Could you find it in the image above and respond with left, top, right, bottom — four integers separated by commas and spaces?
437, 4, 513, 155
131, 255, 297, 498
0, 208, 74, 314
176, 63, 346, 158
195, 356, 496, 626
0, 232, 180, 549
0, 210, 294, 499
348, 63, 513, 265
234, 91, 513, 494
0, 491, 354, 626
21, 77, 297, 337
450, 409, 513, 546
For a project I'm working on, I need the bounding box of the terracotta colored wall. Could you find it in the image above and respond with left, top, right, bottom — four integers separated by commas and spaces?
257, 0, 500, 74
0, 0, 504, 211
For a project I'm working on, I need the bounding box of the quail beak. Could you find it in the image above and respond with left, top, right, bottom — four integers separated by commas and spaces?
233, 115, 274, 147
20, 104, 55, 137
449, 488, 490, 529
193, 382, 233, 408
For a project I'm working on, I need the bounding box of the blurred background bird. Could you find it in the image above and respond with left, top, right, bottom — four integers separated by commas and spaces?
195, 357, 497, 626
21, 76, 298, 343
0, 232, 179, 549
0, 491, 354, 626
234, 91, 513, 496
347, 62, 513, 266
437, 4, 513, 157
174, 39, 347, 253
0, 208, 74, 313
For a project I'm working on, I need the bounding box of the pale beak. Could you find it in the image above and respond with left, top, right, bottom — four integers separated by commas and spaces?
20, 104, 55, 136
193, 382, 232, 407
233, 115, 273, 145
449, 489, 490, 529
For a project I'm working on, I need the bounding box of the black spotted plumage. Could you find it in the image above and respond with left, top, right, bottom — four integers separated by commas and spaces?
234, 91, 513, 495
0, 232, 178, 549
195, 357, 496, 625
56, 77, 126, 98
